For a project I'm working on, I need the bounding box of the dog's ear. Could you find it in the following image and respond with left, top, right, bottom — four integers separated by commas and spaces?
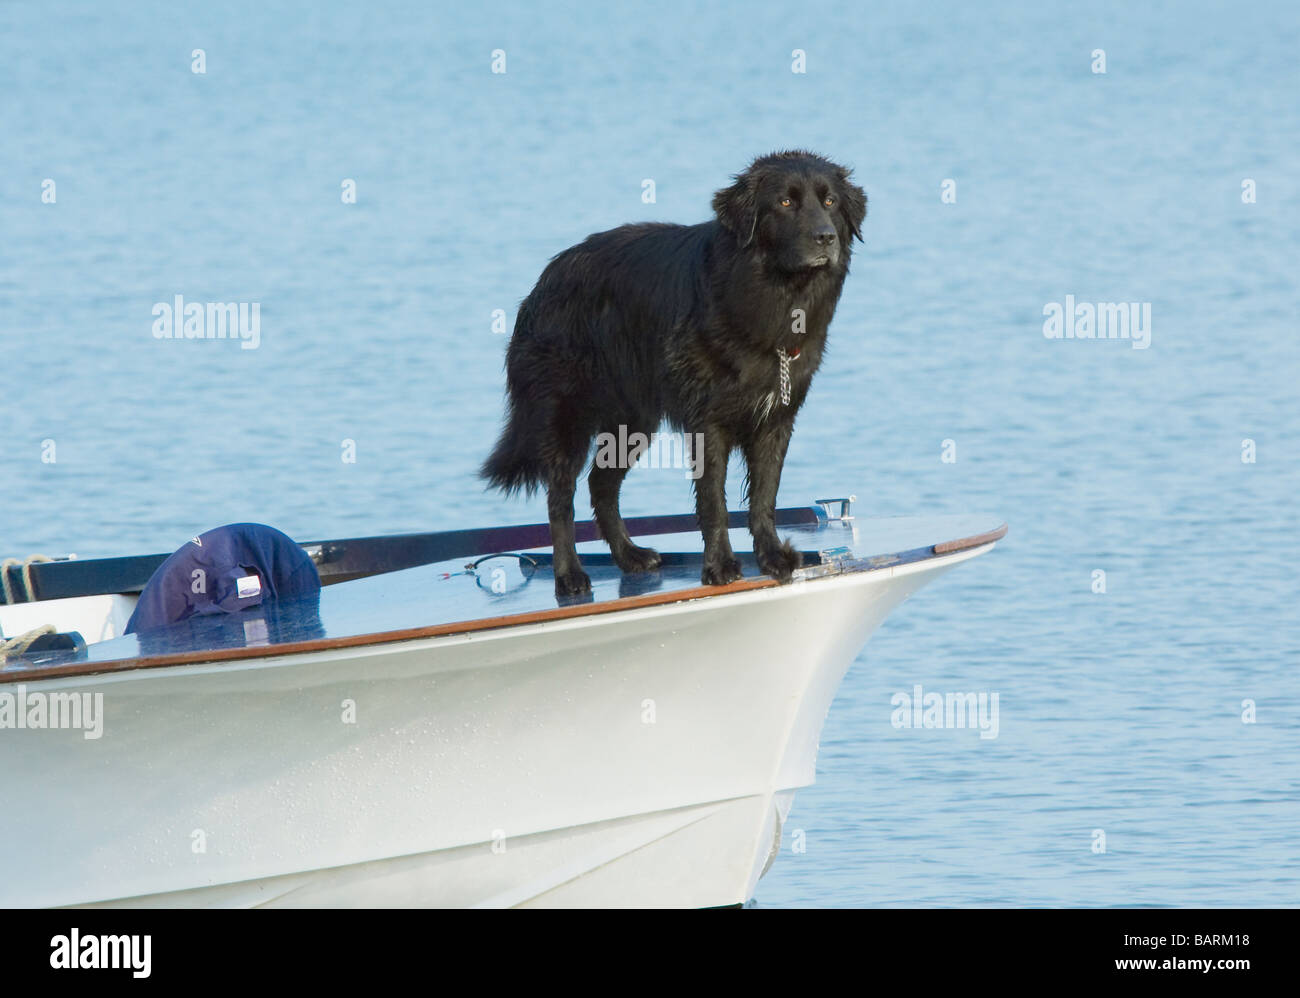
712, 170, 759, 248
835, 166, 868, 242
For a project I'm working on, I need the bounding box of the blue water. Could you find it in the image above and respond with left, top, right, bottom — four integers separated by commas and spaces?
2, 1, 1297, 906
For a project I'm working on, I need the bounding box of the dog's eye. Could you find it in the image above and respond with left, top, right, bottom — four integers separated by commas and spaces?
780, 197, 792, 208
824, 196, 835, 207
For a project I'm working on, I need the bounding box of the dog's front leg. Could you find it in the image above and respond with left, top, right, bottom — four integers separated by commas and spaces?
694, 425, 742, 585
743, 421, 802, 583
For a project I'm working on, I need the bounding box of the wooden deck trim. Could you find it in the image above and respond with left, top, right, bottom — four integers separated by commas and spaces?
932, 524, 1008, 554
3, 578, 778, 683
3, 522, 1006, 685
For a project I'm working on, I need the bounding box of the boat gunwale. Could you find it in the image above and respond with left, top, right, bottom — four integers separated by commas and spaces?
1, 524, 1006, 684
3, 507, 826, 604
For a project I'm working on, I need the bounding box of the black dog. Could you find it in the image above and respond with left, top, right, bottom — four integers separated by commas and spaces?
482, 150, 866, 596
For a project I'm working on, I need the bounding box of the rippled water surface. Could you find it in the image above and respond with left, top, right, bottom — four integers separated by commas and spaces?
2, 0, 1297, 906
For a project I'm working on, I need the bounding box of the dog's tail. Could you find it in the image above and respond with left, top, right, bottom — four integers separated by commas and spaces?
481, 402, 545, 496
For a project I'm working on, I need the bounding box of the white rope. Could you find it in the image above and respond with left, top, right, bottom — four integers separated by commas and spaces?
0, 624, 56, 663
1, 556, 70, 663
1, 554, 52, 604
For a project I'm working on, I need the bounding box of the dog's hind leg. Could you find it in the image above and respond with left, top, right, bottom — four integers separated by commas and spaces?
589, 460, 662, 575
548, 463, 591, 597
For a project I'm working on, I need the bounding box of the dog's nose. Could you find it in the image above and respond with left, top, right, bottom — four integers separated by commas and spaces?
814, 227, 837, 246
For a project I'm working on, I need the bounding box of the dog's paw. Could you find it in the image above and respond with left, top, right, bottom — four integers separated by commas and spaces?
701, 554, 743, 586
614, 544, 662, 575
554, 566, 592, 597
756, 540, 802, 583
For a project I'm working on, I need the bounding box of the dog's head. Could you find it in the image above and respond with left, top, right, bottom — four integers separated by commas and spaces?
712, 150, 867, 272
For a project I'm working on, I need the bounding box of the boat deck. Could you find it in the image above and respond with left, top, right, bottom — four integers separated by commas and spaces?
1, 511, 1006, 682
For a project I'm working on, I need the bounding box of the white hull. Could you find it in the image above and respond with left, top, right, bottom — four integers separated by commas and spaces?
2, 543, 991, 908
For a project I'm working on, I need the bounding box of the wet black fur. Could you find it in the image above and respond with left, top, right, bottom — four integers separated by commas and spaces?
482, 150, 867, 596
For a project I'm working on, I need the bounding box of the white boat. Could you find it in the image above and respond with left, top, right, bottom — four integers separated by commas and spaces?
0, 499, 1005, 908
